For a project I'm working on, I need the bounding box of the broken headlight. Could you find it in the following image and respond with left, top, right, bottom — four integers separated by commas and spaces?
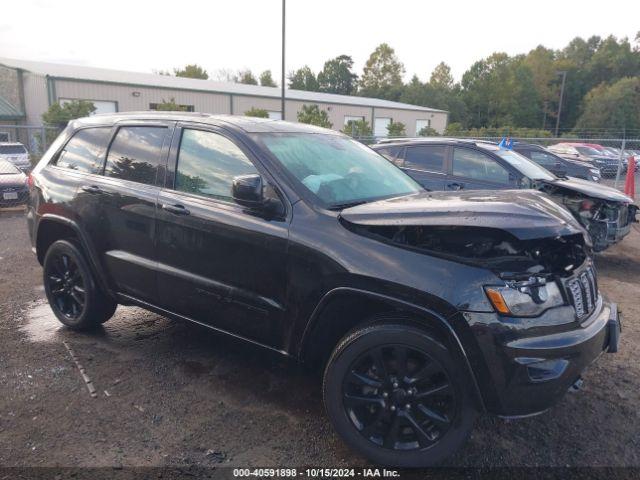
485, 278, 564, 316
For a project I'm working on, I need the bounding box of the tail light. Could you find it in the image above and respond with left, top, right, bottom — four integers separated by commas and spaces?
27, 172, 34, 188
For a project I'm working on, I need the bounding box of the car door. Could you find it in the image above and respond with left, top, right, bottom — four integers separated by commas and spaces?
155, 123, 289, 348
76, 121, 174, 303
402, 145, 449, 190
446, 147, 518, 191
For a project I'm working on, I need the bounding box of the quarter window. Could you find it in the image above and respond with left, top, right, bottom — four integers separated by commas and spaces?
452, 148, 510, 184
404, 145, 445, 172
104, 126, 167, 185
175, 129, 259, 201
55, 127, 112, 174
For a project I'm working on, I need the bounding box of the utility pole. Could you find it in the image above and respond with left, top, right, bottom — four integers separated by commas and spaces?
554, 71, 567, 137
281, 0, 286, 120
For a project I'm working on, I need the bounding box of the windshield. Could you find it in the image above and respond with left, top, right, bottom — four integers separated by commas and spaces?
492, 148, 556, 181
258, 133, 422, 208
575, 146, 604, 156
0, 145, 26, 154
0, 161, 21, 175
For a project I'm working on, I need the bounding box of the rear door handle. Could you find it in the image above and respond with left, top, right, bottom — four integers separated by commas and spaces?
447, 182, 464, 190
161, 203, 190, 216
81, 185, 102, 194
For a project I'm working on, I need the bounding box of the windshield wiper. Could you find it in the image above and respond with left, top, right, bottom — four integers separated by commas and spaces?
328, 200, 369, 211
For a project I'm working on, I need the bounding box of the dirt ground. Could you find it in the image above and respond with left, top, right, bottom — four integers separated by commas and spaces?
1, 205, 639, 469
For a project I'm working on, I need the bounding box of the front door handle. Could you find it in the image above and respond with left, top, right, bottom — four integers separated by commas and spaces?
447, 182, 464, 191
81, 185, 102, 194
161, 203, 190, 216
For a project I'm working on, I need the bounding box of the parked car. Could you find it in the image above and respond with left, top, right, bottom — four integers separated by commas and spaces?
510, 142, 601, 182
548, 142, 623, 177
0, 142, 31, 172
0, 159, 29, 207
373, 138, 637, 251
28, 113, 621, 467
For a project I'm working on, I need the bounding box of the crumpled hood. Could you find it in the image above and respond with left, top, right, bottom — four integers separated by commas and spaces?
541, 177, 635, 203
340, 190, 584, 241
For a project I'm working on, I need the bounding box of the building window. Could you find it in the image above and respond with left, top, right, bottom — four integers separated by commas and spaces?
416, 119, 431, 134
149, 103, 195, 112
60, 98, 117, 115
344, 115, 365, 125
267, 111, 282, 120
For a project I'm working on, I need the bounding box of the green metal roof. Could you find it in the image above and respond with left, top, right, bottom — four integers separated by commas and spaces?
0, 95, 24, 120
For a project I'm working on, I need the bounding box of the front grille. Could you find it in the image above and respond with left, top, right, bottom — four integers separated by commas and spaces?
565, 266, 598, 320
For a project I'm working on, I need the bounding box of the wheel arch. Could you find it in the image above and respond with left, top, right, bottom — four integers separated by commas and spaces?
35, 214, 115, 300
297, 287, 485, 412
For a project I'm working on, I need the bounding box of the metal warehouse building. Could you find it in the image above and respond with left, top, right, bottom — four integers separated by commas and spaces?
0, 57, 447, 148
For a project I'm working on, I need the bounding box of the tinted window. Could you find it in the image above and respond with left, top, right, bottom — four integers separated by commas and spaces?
176, 129, 258, 201
529, 151, 559, 167
105, 126, 167, 185
55, 128, 112, 174
453, 148, 510, 184
405, 145, 445, 172
376, 146, 403, 167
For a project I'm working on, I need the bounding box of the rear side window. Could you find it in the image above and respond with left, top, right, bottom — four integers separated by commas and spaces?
175, 129, 258, 201
404, 145, 446, 172
104, 126, 167, 185
54, 128, 111, 174
452, 147, 510, 184
376, 146, 404, 167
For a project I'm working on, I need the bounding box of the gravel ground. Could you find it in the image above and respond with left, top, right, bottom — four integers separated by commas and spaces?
0, 204, 639, 469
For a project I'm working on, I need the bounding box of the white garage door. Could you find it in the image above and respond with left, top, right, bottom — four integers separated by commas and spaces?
60, 98, 117, 115
374, 117, 391, 137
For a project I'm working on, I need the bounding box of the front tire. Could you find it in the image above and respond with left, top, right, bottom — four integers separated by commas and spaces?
43, 240, 117, 330
323, 323, 477, 467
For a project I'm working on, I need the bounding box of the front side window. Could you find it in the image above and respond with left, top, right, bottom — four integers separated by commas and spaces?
376, 146, 404, 167
404, 145, 445, 172
55, 127, 112, 174
258, 133, 421, 208
104, 126, 167, 185
452, 148, 510, 184
175, 129, 258, 201
529, 151, 559, 167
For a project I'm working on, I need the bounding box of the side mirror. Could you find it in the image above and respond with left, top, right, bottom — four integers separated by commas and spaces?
232, 174, 264, 207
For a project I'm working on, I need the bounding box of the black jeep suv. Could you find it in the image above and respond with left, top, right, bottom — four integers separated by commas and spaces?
27, 113, 621, 467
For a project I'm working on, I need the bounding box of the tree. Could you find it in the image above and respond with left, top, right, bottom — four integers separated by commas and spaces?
153, 98, 188, 111
42, 100, 96, 128
173, 64, 209, 79
429, 62, 454, 90
418, 126, 439, 136
318, 55, 358, 95
288, 66, 319, 91
244, 107, 270, 118
259, 70, 277, 87
359, 43, 405, 100
236, 69, 258, 85
297, 104, 332, 128
574, 77, 640, 135
387, 122, 406, 137
342, 119, 372, 137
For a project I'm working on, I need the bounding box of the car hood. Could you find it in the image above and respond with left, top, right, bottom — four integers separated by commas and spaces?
540, 177, 634, 203
0, 173, 27, 186
340, 190, 583, 241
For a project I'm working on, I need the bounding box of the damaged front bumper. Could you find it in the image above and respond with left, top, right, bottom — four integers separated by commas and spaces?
587, 217, 633, 251
461, 297, 621, 417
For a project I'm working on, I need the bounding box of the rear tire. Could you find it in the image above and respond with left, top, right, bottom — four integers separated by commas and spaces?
43, 240, 117, 330
323, 322, 477, 467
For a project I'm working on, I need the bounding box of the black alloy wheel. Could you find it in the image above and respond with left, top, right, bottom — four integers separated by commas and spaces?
46, 251, 86, 320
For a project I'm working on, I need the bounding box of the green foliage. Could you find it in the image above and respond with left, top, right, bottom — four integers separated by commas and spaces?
42, 100, 96, 128
297, 104, 332, 128
173, 64, 209, 79
318, 55, 358, 95
153, 98, 188, 111
342, 119, 372, 137
288, 66, 319, 91
418, 126, 439, 137
244, 107, 270, 118
444, 124, 553, 138
359, 43, 405, 100
259, 70, 277, 87
386, 122, 406, 137
574, 77, 640, 135
237, 69, 258, 85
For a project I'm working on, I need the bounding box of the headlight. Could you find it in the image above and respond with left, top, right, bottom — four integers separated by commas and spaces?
589, 168, 600, 175
485, 278, 564, 316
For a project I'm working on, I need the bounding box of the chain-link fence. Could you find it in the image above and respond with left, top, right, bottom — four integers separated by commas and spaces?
0, 125, 62, 165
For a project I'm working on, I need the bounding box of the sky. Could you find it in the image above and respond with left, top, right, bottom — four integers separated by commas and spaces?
1, 0, 638, 83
